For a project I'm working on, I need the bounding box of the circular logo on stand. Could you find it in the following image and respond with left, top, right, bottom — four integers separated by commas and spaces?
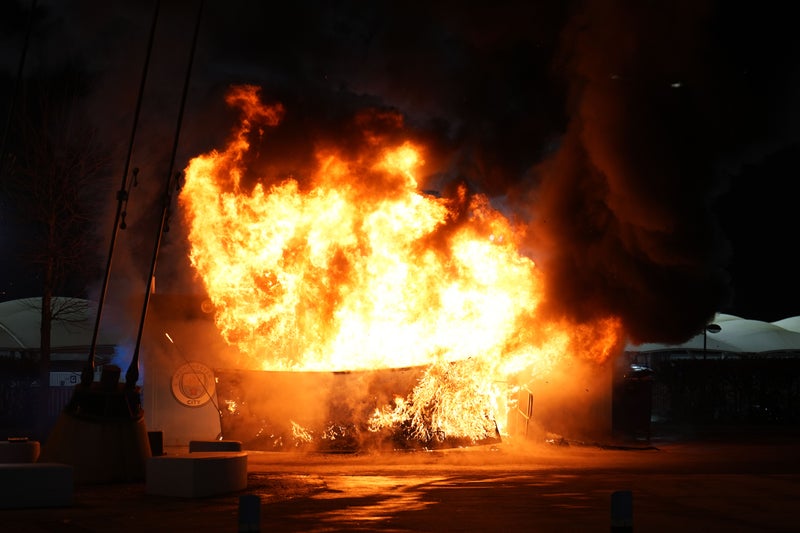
200, 298, 215, 314
171, 362, 216, 407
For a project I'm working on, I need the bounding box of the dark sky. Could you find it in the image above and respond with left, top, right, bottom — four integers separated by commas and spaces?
1, 0, 799, 343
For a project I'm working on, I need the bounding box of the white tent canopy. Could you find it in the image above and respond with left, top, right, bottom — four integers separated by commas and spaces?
626, 313, 800, 354
4, 297, 798, 355
0, 297, 120, 350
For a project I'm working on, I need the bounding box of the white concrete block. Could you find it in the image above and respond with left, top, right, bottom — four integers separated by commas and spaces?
0, 463, 73, 508
146, 451, 248, 498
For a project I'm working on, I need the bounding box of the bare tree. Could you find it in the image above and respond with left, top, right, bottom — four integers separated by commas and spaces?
2, 66, 110, 438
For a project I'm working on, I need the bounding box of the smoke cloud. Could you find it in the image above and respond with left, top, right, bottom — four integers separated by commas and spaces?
187, 1, 741, 344
519, 1, 733, 343
6, 0, 798, 342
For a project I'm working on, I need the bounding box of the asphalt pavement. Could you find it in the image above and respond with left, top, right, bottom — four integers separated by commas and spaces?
3, 427, 800, 532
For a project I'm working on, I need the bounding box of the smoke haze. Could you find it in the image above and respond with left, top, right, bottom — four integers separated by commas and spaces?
3, 0, 799, 341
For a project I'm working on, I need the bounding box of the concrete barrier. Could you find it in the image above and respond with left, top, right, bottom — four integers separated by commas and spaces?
39, 412, 151, 484
146, 451, 248, 498
0, 463, 73, 508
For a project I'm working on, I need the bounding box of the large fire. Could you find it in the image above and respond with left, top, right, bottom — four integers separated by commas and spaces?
179, 85, 622, 447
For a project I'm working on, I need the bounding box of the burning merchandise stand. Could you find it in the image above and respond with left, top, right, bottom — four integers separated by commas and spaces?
143, 299, 600, 452
208, 357, 613, 452
145, 303, 615, 452
165, 84, 622, 452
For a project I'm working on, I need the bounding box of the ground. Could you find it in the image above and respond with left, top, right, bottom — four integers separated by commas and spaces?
3, 428, 800, 532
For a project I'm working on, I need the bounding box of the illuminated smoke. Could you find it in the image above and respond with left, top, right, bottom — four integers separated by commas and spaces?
516, 1, 732, 343
187, 1, 735, 346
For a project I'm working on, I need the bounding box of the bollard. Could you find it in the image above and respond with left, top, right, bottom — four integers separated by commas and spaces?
611, 490, 633, 532
239, 493, 261, 532
148, 431, 164, 456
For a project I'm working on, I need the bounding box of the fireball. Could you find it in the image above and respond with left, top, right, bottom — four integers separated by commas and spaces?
179, 85, 622, 444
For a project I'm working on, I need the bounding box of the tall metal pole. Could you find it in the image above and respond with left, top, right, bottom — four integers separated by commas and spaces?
126, 0, 205, 398
81, 0, 161, 388
703, 322, 722, 361
703, 328, 707, 360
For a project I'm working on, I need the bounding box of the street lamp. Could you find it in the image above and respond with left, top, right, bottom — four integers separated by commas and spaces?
703, 322, 722, 360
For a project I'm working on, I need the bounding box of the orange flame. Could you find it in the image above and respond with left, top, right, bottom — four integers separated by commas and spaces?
179, 85, 622, 441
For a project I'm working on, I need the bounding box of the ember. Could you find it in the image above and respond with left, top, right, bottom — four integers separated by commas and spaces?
179, 85, 622, 449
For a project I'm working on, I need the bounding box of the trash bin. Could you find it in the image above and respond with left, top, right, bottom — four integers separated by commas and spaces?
612, 364, 654, 442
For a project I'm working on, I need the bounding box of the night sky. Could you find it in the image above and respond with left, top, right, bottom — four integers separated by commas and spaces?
1, 0, 799, 343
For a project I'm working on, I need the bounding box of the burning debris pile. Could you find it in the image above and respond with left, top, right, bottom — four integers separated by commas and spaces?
179, 85, 622, 450
214, 361, 501, 452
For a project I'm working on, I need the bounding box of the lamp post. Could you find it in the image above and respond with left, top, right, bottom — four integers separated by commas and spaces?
700, 322, 722, 424
703, 322, 722, 360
